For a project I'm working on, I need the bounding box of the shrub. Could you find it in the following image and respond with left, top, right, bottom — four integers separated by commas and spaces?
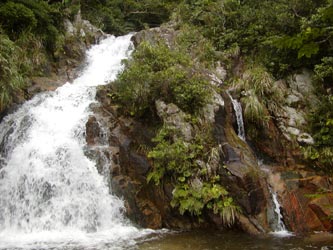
235, 65, 274, 98
241, 91, 268, 127
171, 182, 240, 226
147, 126, 240, 225
176, 24, 217, 67
304, 95, 333, 173
0, 2, 37, 39
314, 57, 333, 86
113, 41, 211, 118
15, 31, 48, 76
233, 65, 281, 126
6, 0, 65, 54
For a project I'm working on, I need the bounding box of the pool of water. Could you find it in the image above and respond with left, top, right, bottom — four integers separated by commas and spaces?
0, 229, 332, 249
138, 230, 333, 250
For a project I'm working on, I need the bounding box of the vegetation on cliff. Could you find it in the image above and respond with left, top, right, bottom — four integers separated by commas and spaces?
111, 32, 240, 224
0, 0, 176, 112
0, 0, 65, 111
112, 41, 211, 118
107, 0, 333, 223
174, 0, 333, 172
85, 0, 333, 174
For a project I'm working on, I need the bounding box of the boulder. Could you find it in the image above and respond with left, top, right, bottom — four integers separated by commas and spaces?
155, 100, 193, 141
297, 133, 315, 145
289, 70, 314, 100
131, 26, 177, 48
86, 116, 101, 146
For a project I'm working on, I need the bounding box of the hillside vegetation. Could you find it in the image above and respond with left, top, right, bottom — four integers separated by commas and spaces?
0, 0, 177, 112
113, 0, 333, 173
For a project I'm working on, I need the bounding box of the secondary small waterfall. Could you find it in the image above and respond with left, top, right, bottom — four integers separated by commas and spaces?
0, 34, 150, 249
269, 188, 292, 236
271, 190, 286, 231
227, 92, 246, 141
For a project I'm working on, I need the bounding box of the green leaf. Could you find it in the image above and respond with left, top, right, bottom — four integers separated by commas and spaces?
297, 42, 319, 59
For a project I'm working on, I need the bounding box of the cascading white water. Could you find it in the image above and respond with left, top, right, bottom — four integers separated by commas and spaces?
269, 188, 292, 236
0, 34, 151, 249
227, 92, 246, 141
271, 190, 287, 232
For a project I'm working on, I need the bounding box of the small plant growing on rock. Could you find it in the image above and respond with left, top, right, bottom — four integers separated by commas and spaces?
147, 125, 240, 226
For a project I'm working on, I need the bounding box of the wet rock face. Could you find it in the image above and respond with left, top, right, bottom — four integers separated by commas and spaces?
269, 170, 333, 233
86, 88, 201, 229
215, 96, 272, 234
238, 69, 333, 233
85, 84, 199, 229
88, 84, 271, 232
237, 70, 317, 167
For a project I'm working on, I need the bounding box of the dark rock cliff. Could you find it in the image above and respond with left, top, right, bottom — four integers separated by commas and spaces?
85, 27, 270, 234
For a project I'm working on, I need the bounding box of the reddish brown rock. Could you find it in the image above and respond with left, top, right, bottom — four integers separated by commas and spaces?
270, 171, 333, 233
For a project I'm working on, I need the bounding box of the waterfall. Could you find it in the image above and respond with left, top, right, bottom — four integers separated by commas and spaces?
269, 188, 292, 236
271, 190, 286, 232
0, 34, 151, 249
227, 92, 246, 141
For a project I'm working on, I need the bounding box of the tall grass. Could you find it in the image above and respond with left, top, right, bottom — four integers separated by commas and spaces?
0, 34, 24, 111
241, 90, 268, 126
233, 65, 285, 125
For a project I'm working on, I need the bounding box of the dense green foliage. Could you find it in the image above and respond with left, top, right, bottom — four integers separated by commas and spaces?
177, 0, 331, 77
112, 41, 211, 118
0, 33, 24, 110
303, 95, 333, 173
0, 0, 64, 54
147, 126, 239, 224
0, 0, 69, 111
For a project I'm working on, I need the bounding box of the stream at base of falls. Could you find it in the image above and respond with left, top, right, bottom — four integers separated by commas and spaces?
139, 230, 333, 250
0, 229, 332, 250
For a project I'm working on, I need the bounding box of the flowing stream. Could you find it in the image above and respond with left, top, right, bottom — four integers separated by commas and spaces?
227, 92, 246, 141
0, 34, 151, 250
